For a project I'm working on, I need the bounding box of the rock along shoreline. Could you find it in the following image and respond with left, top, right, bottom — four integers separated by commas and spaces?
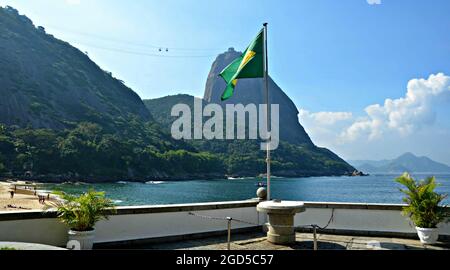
0, 170, 363, 184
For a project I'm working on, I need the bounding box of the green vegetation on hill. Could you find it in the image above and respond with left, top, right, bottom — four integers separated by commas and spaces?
144, 95, 354, 177
0, 119, 353, 180
0, 7, 225, 181
0, 6, 355, 181
0, 122, 224, 181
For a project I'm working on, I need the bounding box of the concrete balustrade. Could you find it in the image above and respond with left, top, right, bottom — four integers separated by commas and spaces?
0, 200, 262, 247
0, 200, 449, 247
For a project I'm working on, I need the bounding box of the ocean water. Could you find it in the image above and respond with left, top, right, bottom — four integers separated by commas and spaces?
42, 174, 450, 206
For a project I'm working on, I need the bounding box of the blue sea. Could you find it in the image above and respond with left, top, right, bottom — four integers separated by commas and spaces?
42, 174, 450, 206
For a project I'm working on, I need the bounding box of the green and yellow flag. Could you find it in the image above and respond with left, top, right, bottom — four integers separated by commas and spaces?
220, 29, 265, 101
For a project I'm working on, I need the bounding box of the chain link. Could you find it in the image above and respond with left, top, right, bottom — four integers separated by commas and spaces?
188, 208, 336, 251
188, 212, 232, 221
188, 208, 336, 230
298, 208, 335, 230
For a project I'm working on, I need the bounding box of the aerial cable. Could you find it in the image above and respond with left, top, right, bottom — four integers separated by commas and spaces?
45, 25, 223, 53
72, 40, 217, 58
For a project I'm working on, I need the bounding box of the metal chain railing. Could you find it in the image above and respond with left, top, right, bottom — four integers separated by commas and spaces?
188, 212, 234, 250
296, 209, 335, 250
188, 212, 232, 221
188, 208, 336, 250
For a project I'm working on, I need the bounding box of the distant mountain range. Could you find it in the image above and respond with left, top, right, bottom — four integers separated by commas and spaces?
349, 153, 450, 174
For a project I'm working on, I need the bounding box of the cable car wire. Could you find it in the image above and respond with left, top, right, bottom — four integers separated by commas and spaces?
45, 25, 223, 53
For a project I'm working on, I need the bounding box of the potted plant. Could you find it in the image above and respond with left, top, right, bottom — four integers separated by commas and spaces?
53, 190, 116, 250
396, 173, 449, 245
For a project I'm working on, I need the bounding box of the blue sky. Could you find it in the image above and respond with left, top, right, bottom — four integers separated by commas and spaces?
2, 0, 450, 165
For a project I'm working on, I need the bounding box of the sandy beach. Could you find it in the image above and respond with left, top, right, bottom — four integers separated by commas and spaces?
0, 181, 57, 212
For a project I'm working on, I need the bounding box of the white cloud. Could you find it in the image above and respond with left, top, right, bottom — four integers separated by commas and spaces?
299, 73, 450, 146
367, 0, 381, 5
341, 73, 450, 141
299, 110, 353, 126
298, 73, 450, 164
299, 110, 354, 147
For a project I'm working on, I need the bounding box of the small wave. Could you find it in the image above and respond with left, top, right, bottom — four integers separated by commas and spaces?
59, 181, 87, 186
146, 181, 165, 185
74, 182, 88, 186
116, 181, 129, 184
59, 182, 73, 185
112, 200, 123, 204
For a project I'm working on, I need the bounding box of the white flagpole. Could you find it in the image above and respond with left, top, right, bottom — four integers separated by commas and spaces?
263, 23, 271, 201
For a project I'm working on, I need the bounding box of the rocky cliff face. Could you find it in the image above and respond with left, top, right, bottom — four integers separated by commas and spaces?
0, 6, 151, 130
144, 49, 355, 177
204, 48, 312, 145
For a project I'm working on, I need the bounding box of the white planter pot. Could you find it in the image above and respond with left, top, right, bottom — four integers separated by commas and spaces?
416, 227, 439, 245
67, 229, 95, 250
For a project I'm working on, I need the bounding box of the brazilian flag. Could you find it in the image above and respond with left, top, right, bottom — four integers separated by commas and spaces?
220, 29, 264, 101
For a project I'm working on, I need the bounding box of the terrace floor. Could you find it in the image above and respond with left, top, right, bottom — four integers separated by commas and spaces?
136, 231, 450, 250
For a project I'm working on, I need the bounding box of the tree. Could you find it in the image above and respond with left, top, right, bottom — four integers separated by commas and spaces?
12, 128, 60, 174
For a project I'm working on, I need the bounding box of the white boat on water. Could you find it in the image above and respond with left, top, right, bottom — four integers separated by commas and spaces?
146, 181, 165, 185
227, 177, 254, 180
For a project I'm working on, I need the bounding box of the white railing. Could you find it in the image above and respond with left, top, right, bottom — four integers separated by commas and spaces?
0, 200, 261, 247
0, 200, 449, 247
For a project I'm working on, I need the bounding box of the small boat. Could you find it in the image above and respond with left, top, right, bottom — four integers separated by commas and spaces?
228, 176, 254, 180
145, 181, 165, 185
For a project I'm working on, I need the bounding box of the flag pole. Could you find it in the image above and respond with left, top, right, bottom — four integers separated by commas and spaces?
263, 22, 271, 201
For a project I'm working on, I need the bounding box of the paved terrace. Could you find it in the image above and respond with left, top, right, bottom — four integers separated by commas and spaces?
127, 231, 450, 250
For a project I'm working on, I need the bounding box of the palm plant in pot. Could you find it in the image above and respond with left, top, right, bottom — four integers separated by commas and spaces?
396, 173, 449, 245
53, 190, 116, 250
